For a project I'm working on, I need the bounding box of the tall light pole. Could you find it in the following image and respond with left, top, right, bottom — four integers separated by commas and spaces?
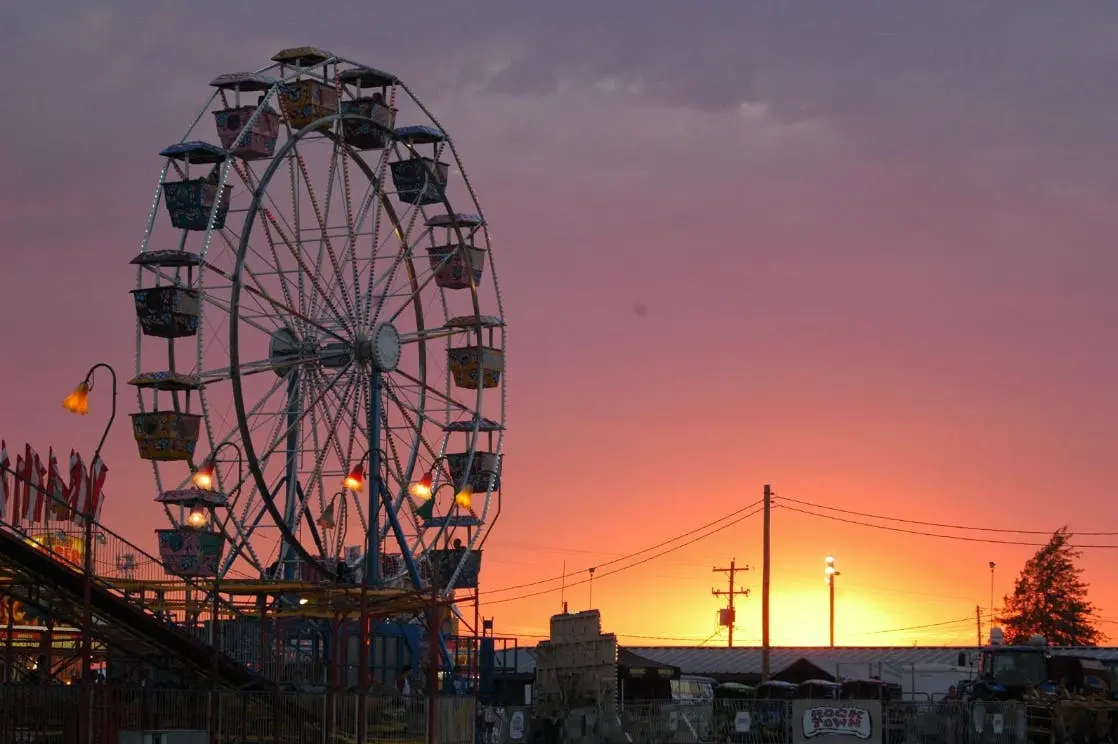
989, 561, 996, 622
825, 555, 839, 648
62, 362, 117, 744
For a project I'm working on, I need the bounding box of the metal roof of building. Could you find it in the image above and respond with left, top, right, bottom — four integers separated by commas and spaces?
631, 646, 1118, 678
496, 645, 1118, 678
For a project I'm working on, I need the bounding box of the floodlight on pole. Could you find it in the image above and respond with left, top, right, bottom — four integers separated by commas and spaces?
825, 555, 840, 648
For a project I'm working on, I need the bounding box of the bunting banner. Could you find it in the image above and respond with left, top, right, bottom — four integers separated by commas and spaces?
0, 442, 109, 527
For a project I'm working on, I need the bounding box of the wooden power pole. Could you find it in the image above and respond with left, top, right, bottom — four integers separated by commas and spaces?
713, 559, 750, 647
761, 484, 772, 681
976, 604, 983, 646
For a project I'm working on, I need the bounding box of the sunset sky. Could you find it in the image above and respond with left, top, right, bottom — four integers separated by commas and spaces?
5, 2, 1118, 648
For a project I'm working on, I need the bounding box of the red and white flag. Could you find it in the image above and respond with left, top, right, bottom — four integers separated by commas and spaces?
11, 454, 24, 523
29, 450, 45, 524
88, 455, 108, 523
18, 444, 33, 523
65, 449, 82, 523
0, 440, 8, 521
71, 452, 89, 521
46, 448, 69, 521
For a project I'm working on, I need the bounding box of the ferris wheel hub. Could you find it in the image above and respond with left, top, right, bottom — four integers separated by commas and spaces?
367, 322, 402, 372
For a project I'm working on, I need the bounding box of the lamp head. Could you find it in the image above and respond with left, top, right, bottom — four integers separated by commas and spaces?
409, 471, 434, 499
454, 485, 473, 509
62, 381, 91, 416
192, 459, 217, 491
342, 464, 365, 492
186, 506, 209, 528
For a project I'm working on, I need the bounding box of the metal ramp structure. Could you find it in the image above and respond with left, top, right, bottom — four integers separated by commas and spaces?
0, 516, 269, 689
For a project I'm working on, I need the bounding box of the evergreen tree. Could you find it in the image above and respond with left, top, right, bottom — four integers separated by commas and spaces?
996, 526, 1102, 646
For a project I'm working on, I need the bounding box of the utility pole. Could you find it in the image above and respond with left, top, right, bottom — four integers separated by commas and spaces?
976, 604, 982, 646
761, 484, 772, 681
988, 561, 996, 621
713, 559, 750, 648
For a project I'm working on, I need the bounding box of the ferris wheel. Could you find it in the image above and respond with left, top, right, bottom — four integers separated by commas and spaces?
128, 46, 505, 597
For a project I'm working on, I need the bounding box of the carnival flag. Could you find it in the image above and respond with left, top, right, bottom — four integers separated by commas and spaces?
66, 450, 82, 523
0, 440, 8, 521
19, 444, 32, 523
71, 452, 89, 521
88, 455, 108, 523
47, 449, 69, 521
30, 451, 45, 524
11, 454, 23, 523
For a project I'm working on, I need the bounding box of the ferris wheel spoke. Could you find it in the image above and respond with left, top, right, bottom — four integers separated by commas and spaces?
305, 144, 353, 326
307, 184, 380, 330
204, 258, 347, 344
391, 368, 475, 415
365, 210, 427, 328
198, 356, 309, 383
249, 364, 353, 479
397, 327, 462, 344
247, 153, 355, 337
342, 153, 379, 326
311, 370, 372, 483
229, 160, 303, 320
217, 512, 265, 575
211, 225, 291, 329
292, 144, 358, 324
383, 257, 445, 327
379, 391, 410, 492
295, 369, 362, 553
383, 379, 442, 467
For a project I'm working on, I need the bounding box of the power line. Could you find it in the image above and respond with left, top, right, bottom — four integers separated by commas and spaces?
484, 505, 765, 606
779, 496, 1118, 537
781, 504, 1118, 549
511, 630, 742, 643
482, 499, 763, 596
851, 616, 978, 636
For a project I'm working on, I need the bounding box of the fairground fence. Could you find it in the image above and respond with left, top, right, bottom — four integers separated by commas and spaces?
0, 690, 1106, 744
484, 697, 1103, 744
0, 686, 475, 744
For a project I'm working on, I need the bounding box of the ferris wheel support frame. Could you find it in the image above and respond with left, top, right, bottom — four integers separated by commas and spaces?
367, 369, 382, 587
280, 371, 301, 581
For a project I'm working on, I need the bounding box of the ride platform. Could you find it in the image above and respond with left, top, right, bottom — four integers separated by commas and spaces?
105, 578, 437, 620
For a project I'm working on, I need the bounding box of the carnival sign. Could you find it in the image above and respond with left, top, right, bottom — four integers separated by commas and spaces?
0, 440, 108, 526
793, 701, 879, 744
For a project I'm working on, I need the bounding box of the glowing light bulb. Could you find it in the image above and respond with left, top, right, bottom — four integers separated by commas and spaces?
187, 508, 208, 528
409, 472, 433, 499
342, 464, 364, 491
62, 381, 90, 415
193, 460, 216, 490
454, 486, 473, 509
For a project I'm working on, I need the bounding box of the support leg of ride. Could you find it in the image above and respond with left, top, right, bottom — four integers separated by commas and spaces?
427, 586, 441, 744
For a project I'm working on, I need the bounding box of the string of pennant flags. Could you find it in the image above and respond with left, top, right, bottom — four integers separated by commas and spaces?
0, 440, 108, 525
